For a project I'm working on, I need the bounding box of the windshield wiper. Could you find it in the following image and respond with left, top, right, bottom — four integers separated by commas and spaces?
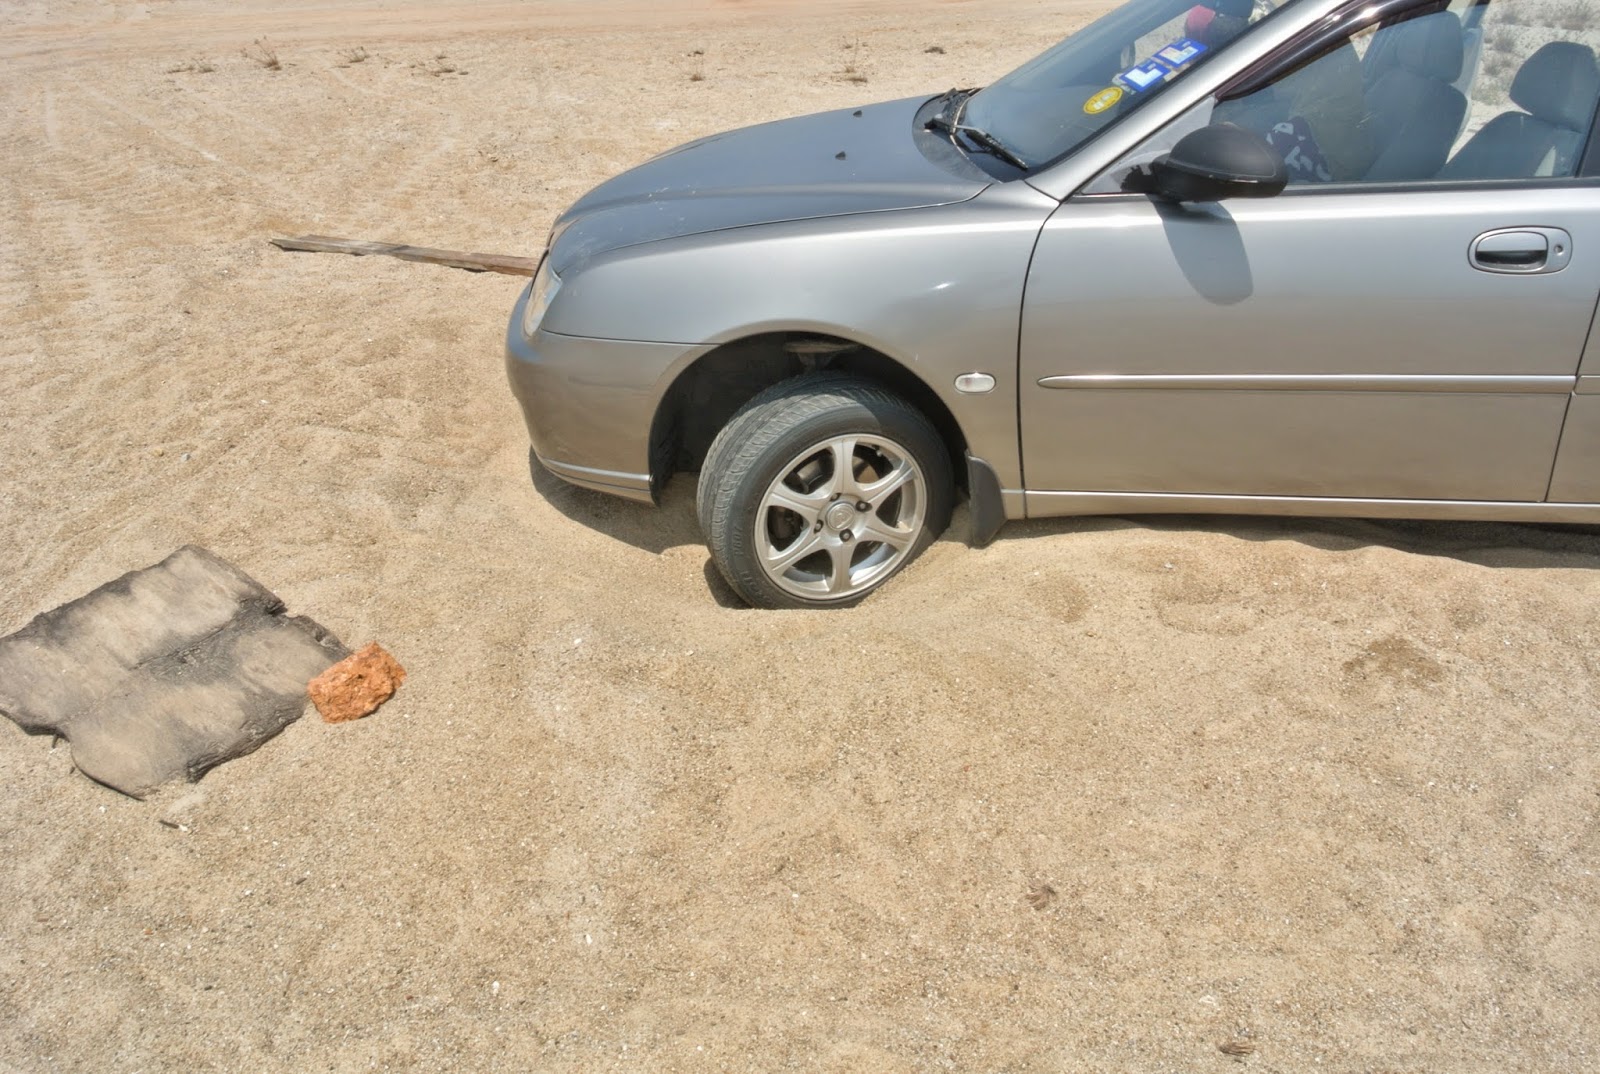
924, 90, 1030, 172
953, 124, 1030, 171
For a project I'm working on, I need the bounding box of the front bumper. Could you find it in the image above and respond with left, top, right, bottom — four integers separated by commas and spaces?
505, 284, 700, 504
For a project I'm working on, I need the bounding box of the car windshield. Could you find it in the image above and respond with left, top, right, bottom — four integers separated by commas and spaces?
962, 0, 1296, 167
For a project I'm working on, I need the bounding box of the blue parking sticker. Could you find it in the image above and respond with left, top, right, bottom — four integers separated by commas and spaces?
1116, 58, 1171, 93
1155, 38, 1207, 67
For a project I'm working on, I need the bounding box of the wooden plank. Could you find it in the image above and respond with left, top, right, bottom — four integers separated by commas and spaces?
270, 235, 540, 276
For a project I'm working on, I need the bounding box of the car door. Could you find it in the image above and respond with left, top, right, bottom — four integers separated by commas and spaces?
1017, 0, 1600, 512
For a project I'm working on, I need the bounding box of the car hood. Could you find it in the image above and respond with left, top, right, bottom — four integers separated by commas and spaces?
546, 96, 989, 273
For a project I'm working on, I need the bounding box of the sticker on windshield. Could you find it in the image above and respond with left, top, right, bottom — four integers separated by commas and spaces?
1082, 85, 1124, 115
1114, 38, 1209, 95
1155, 38, 1207, 67
1115, 59, 1172, 93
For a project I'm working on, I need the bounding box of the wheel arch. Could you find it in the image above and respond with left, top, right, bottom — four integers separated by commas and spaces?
647, 329, 972, 495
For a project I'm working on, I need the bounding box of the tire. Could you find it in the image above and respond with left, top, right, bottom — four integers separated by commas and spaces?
697, 374, 954, 609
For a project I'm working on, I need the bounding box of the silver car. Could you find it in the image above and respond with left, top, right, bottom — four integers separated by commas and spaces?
508, 0, 1600, 608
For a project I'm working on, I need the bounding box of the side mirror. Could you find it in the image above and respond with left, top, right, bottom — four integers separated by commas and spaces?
1149, 123, 1287, 202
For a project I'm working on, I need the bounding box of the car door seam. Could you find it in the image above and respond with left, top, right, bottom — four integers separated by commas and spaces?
1544, 287, 1600, 500
1013, 206, 1056, 516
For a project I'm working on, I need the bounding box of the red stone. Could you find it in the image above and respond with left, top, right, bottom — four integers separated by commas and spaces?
307, 643, 405, 723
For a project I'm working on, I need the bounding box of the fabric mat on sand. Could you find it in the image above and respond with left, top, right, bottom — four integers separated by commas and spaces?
0, 546, 347, 798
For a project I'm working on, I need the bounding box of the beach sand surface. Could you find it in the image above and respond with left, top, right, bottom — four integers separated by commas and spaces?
2, 1, 1598, 1070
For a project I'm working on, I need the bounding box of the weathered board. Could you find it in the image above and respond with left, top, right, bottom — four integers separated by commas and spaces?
270, 235, 540, 276
0, 546, 348, 799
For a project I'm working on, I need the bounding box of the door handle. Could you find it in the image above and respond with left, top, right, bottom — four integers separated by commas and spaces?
1470, 227, 1572, 274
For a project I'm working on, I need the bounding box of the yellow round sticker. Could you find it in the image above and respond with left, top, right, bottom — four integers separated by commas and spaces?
1083, 86, 1124, 115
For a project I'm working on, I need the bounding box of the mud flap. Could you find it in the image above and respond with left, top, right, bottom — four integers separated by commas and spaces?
965, 451, 1007, 548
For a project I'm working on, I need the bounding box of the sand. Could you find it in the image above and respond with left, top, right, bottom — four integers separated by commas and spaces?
2, 0, 1598, 1070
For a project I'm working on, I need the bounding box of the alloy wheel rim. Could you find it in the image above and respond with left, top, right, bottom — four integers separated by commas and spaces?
755, 434, 927, 602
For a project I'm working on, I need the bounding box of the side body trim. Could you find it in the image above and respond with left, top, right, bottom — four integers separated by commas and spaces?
1024, 490, 1600, 523
1037, 374, 1577, 393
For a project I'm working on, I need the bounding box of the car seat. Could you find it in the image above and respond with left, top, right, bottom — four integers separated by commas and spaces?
1360, 12, 1468, 181
1439, 41, 1600, 179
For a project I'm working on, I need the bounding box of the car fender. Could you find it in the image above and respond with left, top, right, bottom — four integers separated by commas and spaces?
542, 183, 1059, 490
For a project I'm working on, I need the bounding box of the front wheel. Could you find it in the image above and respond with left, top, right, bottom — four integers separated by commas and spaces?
697, 375, 954, 609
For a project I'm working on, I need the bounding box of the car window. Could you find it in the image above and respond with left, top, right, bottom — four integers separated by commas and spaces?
1083, 0, 1600, 193
1456, 0, 1600, 162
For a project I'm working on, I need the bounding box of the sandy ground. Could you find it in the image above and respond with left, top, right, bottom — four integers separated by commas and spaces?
2, 0, 1599, 1070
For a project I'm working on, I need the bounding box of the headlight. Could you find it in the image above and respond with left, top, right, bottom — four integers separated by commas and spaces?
521, 257, 562, 337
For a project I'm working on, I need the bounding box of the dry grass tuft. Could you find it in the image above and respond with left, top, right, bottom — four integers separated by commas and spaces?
1553, 1, 1590, 32
836, 34, 869, 82
1218, 1036, 1257, 1059
414, 52, 467, 76
241, 37, 281, 70
1025, 881, 1056, 910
